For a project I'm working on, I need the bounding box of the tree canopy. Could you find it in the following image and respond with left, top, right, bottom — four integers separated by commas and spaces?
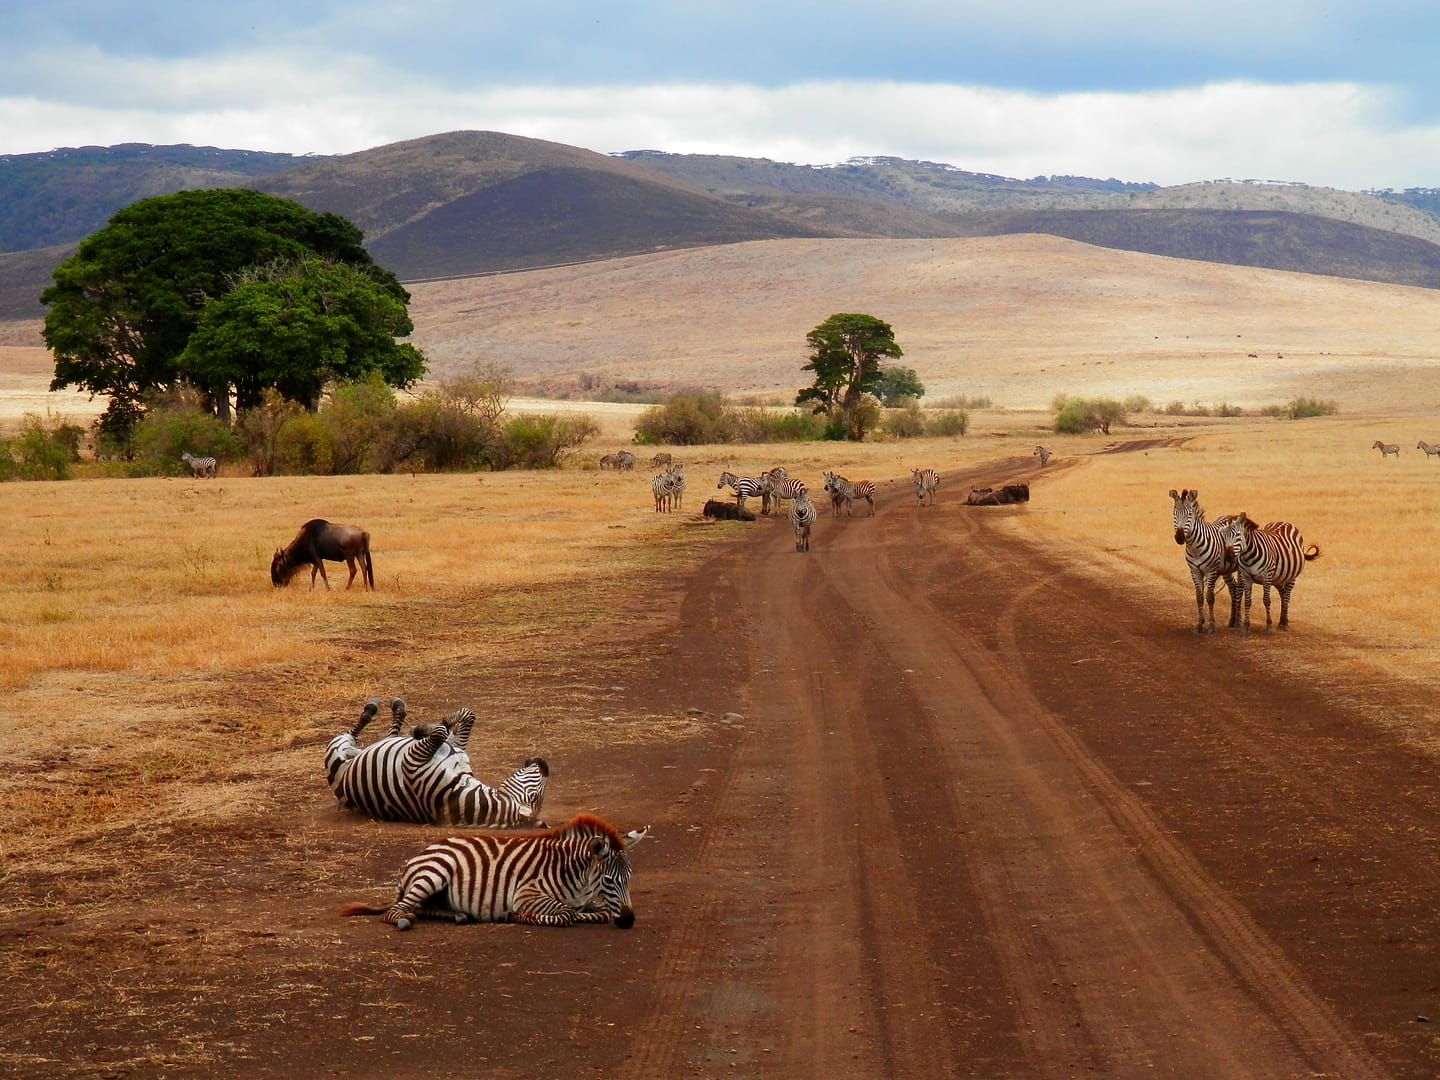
795, 313, 904, 440
42, 188, 420, 437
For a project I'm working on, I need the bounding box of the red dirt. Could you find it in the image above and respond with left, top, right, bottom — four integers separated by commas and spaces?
7, 448, 1440, 1078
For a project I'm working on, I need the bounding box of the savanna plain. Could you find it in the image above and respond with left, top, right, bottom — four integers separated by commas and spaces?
5, 235, 1440, 1078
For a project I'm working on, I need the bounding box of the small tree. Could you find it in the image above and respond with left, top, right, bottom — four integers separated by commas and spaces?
796, 313, 903, 441
874, 365, 926, 405
1053, 396, 1128, 435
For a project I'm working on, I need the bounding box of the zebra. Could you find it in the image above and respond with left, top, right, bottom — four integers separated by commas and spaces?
181, 451, 217, 478
765, 468, 808, 514
717, 469, 774, 514
1033, 445, 1053, 467
614, 450, 636, 471
598, 453, 619, 470
822, 470, 875, 516
325, 698, 548, 827
666, 464, 686, 510
650, 452, 673, 468
650, 471, 673, 513
1418, 441, 1440, 460
1220, 514, 1321, 634
1169, 488, 1241, 634
789, 490, 818, 551
339, 814, 649, 931
1372, 440, 1400, 459
912, 468, 939, 507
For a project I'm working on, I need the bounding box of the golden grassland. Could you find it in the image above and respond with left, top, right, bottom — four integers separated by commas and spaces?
6, 409, 1440, 881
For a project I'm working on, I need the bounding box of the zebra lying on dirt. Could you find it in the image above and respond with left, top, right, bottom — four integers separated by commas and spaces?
325, 698, 548, 827
339, 814, 649, 930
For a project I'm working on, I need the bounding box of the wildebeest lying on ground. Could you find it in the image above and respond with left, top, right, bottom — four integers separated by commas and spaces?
965, 483, 1031, 506
271, 518, 374, 589
703, 498, 757, 521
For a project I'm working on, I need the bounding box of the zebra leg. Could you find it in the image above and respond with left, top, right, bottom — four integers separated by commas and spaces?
325, 699, 381, 790
388, 697, 407, 736
1238, 578, 1253, 635
1277, 583, 1295, 630
446, 707, 477, 752
511, 888, 585, 926
1222, 572, 1242, 629
1261, 584, 1275, 633
1190, 567, 1209, 634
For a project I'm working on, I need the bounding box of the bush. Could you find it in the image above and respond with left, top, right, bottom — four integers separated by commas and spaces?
319, 378, 397, 474
1261, 396, 1339, 420
925, 409, 969, 437
274, 413, 333, 474
881, 401, 928, 439
237, 391, 306, 476
635, 390, 738, 445
731, 408, 828, 443
131, 404, 242, 476
489, 414, 599, 470
1053, 396, 1127, 435
0, 413, 87, 481
931, 393, 991, 409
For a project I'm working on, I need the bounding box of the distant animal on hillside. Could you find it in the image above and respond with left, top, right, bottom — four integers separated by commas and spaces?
702, 498, 756, 522
965, 483, 1030, 506
271, 519, 374, 590
1372, 440, 1400, 459
181, 451, 217, 478
1418, 441, 1440, 461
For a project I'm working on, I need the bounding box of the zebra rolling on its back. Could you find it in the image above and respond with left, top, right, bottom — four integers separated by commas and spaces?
181, 451, 217, 478
1168, 488, 1240, 634
1221, 514, 1321, 634
789, 490, 818, 551
339, 814, 649, 930
325, 698, 548, 827
912, 468, 939, 506
1372, 440, 1400, 459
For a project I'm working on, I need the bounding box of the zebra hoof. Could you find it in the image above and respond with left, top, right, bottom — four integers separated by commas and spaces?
395, 917, 413, 931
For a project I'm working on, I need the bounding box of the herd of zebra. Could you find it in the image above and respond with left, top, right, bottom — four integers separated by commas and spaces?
1373, 439, 1440, 460
329, 697, 647, 931
1169, 488, 1321, 635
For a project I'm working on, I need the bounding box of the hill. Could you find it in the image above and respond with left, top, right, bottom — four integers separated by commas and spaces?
3, 131, 1440, 324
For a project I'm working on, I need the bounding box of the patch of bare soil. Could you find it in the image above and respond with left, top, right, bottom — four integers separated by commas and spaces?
6, 453, 1440, 1078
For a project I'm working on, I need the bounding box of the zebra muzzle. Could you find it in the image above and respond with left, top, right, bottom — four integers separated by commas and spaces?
614, 906, 635, 929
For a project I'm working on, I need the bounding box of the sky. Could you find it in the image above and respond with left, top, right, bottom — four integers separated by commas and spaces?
3, 1, 1439, 191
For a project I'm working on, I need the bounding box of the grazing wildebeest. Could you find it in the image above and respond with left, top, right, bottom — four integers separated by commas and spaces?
965, 483, 1030, 506
271, 519, 374, 590
702, 498, 756, 522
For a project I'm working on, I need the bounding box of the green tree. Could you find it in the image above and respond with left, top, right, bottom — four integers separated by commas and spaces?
874, 365, 926, 405
42, 189, 413, 438
177, 258, 425, 412
796, 313, 903, 440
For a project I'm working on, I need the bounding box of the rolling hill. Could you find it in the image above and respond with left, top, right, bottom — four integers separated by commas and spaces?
3, 130, 1440, 325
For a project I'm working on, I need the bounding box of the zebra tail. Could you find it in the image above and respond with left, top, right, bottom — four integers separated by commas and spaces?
338, 902, 388, 918
1304, 544, 1321, 561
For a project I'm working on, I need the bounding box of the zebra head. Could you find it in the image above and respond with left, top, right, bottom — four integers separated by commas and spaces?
717, 470, 735, 489
582, 822, 649, 929
1220, 512, 1255, 558
1169, 488, 1200, 546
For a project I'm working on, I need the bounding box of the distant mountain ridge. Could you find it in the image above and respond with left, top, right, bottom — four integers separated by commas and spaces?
2, 130, 1440, 321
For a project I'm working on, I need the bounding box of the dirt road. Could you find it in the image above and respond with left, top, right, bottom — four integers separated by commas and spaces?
8, 451, 1440, 1078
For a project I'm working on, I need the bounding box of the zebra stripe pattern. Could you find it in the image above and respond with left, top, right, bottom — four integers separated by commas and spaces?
325, 698, 547, 827
789, 490, 818, 551
1221, 514, 1321, 634
1033, 445, 1053, 466
650, 466, 686, 512
765, 468, 808, 511
717, 469, 774, 514
340, 814, 649, 931
1372, 440, 1400, 459
1418, 441, 1440, 460
181, 451, 217, 478
1169, 488, 1240, 634
822, 471, 875, 516
912, 468, 939, 507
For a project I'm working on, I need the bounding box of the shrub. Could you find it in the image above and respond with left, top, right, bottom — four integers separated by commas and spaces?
237, 391, 306, 476
731, 408, 828, 443
1261, 396, 1339, 420
0, 413, 87, 481
930, 393, 991, 409
491, 414, 599, 469
274, 413, 333, 475
881, 401, 927, 439
1053, 396, 1127, 435
635, 390, 738, 445
925, 409, 969, 437
319, 378, 398, 474
131, 404, 242, 476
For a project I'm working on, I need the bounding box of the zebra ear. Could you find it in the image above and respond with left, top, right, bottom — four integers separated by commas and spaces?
1168, 489, 1179, 499
624, 826, 650, 848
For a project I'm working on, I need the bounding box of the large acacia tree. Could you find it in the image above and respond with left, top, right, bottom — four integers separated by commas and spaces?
796, 313, 904, 440
42, 189, 421, 439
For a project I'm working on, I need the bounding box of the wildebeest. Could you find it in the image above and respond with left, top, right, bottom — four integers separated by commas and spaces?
702, 498, 756, 522
965, 483, 1031, 506
271, 519, 375, 590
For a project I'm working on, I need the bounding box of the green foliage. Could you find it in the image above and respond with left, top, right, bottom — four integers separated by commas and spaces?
42, 189, 416, 441
930, 393, 991, 409
730, 408, 829, 443
874, 365, 926, 405
1053, 396, 1127, 435
925, 409, 970, 437
0, 413, 86, 481
317, 378, 398, 475
236, 390, 306, 476
491, 414, 600, 469
796, 313, 903, 440
274, 413, 333, 475
1123, 395, 1152, 414
635, 390, 738, 445
881, 402, 969, 439
1261, 396, 1339, 419
130, 403, 242, 476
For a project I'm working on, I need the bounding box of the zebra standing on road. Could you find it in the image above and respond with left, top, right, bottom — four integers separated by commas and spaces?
912, 468, 939, 507
181, 451, 217, 478
1418, 441, 1440, 460
325, 698, 548, 827
1221, 514, 1321, 634
1169, 488, 1241, 634
1372, 440, 1400, 459
789, 490, 818, 552
339, 814, 650, 930
717, 469, 774, 514
822, 470, 875, 516
1033, 445, 1053, 466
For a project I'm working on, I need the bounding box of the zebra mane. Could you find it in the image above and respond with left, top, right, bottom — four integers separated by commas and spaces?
559, 813, 627, 848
